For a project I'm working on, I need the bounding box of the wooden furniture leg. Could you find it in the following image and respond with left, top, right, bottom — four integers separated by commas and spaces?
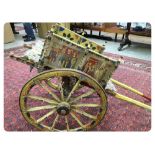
115, 33, 118, 42
118, 23, 132, 51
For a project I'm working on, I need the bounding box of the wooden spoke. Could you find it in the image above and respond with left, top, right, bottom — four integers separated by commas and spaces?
74, 84, 83, 92
66, 80, 81, 102
26, 105, 56, 112
69, 127, 83, 131
65, 116, 70, 131
36, 80, 60, 102
50, 114, 59, 130
53, 128, 61, 131
72, 109, 97, 120
70, 89, 95, 104
57, 77, 64, 101
36, 109, 56, 123
72, 103, 101, 108
70, 112, 84, 128
26, 95, 58, 105
45, 79, 59, 90
40, 124, 51, 130
40, 125, 61, 131
69, 124, 91, 131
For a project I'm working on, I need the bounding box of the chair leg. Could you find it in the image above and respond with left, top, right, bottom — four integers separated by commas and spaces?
122, 34, 124, 40
115, 33, 118, 42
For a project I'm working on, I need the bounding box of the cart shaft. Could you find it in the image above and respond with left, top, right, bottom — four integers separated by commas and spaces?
111, 78, 151, 101
113, 92, 151, 111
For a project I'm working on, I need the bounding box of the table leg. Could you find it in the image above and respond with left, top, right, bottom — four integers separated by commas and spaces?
115, 33, 118, 42
118, 23, 131, 51
99, 31, 101, 36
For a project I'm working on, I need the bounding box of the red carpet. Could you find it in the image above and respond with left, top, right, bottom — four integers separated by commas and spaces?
4, 47, 151, 131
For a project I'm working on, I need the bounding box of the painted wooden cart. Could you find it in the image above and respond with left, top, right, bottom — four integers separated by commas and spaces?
10, 24, 151, 131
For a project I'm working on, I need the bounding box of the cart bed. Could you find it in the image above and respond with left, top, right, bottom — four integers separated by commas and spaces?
41, 24, 120, 85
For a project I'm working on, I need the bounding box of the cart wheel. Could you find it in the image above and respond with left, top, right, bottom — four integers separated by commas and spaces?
20, 69, 107, 131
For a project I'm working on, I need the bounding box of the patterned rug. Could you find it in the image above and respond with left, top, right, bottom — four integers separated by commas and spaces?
4, 46, 151, 131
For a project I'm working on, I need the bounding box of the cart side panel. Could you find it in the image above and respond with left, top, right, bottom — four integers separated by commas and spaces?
80, 53, 119, 86
42, 35, 119, 85
52, 24, 105, 53
42, 35, 86, 69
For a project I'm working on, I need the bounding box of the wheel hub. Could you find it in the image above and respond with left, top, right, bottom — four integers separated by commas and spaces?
56, 102, 70, 116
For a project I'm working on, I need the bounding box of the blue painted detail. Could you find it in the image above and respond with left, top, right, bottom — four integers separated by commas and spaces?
59, 27, 65, 31
81, 38, 86, 43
